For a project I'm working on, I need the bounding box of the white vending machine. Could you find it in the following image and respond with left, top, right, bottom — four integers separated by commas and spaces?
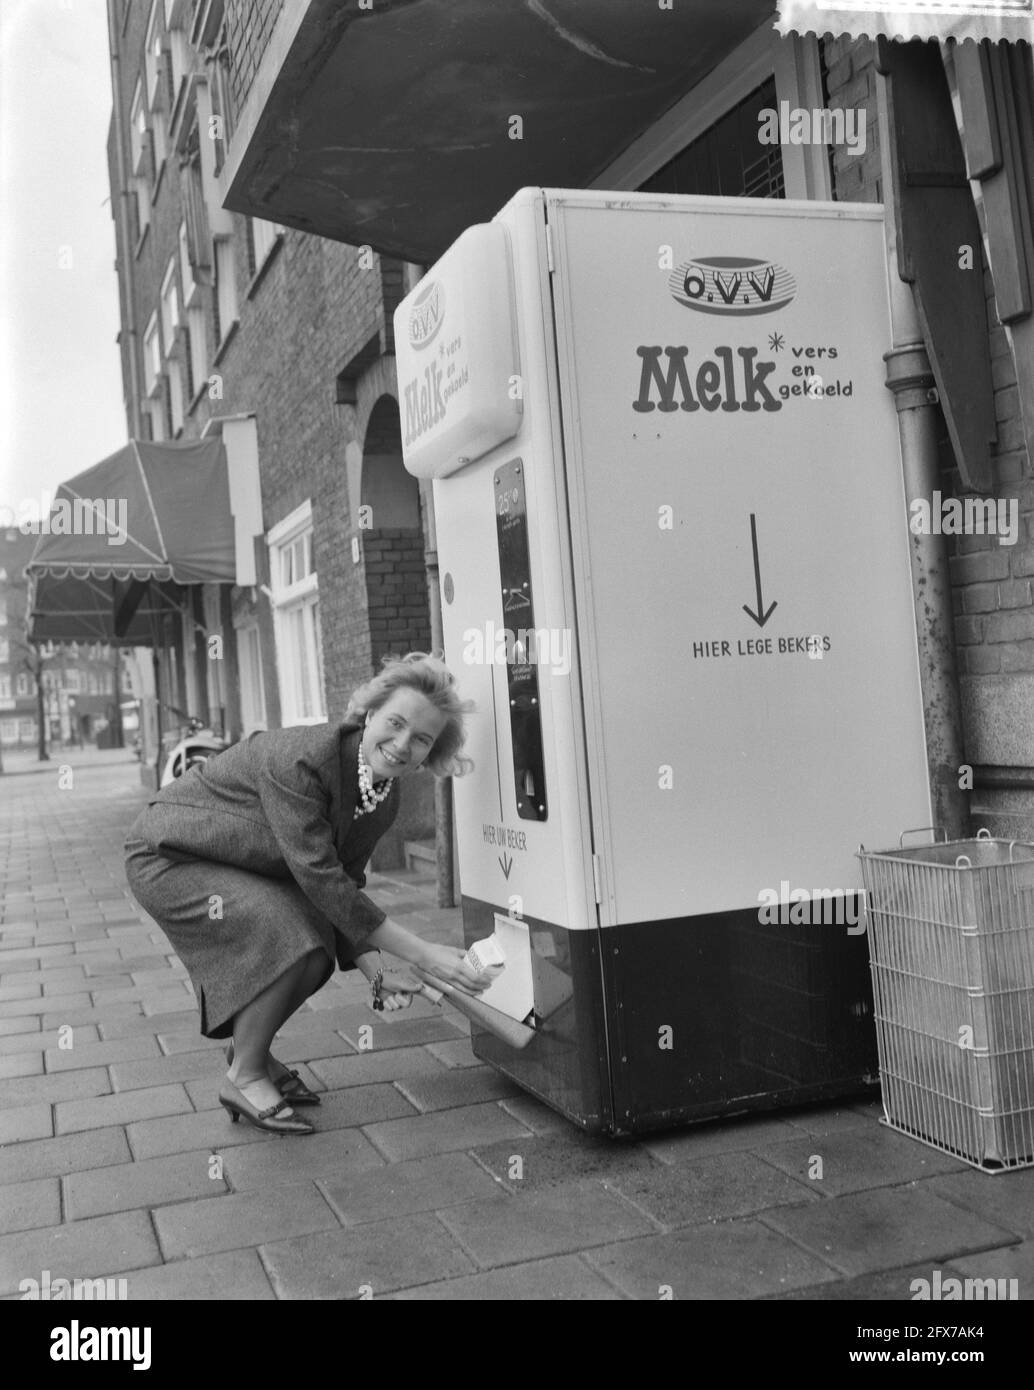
394, 188, 931, 1135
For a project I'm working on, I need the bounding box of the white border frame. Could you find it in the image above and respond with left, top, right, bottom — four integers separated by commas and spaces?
592, 22, 834, 202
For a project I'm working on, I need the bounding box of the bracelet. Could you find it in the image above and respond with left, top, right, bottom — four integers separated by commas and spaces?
370, 965, 385, 1011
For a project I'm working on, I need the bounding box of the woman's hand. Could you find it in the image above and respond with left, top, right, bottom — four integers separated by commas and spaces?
417, 943, 493, 994
376, 968, 420, 1011
354, 951, 420, 1011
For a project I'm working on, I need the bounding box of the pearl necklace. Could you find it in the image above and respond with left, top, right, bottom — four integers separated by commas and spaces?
356, 738, 394, 816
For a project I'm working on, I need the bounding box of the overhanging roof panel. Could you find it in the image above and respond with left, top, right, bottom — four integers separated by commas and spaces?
224, 0, 778, 261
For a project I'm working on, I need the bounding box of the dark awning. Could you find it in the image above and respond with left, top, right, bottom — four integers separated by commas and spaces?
223, 0, 778, 261
26, 438, 235, 646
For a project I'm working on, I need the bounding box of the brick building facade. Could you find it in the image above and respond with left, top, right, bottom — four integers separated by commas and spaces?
105, 0, 437, 861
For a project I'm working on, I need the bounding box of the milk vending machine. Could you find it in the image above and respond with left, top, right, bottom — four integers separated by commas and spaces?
394, 188, 932, 1135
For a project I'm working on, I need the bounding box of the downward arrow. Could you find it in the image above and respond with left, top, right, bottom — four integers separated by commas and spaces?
742, 513, 778, 627
499, 852, 513, 879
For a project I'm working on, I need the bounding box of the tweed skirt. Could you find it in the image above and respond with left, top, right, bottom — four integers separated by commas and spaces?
124, 834, 340, 1039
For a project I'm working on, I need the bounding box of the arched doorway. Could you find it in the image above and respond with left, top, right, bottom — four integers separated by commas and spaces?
360, 394, 432, 662
359, 393, 434, 867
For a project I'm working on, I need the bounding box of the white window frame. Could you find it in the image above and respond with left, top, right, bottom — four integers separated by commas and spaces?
179, 220, 197, 306
16, 673, 30, 697
0, 676, 10, 700
144, 312, 161, 396
267, 501, 326, 726
234, 621, 268, 734
145, 0, 163, 108
186, 304, 208, 399
152, 106, 168, 174
214, 236, 238, 344
250, 218, 281, 273
168, 359, 185, 434
134, 174, 151, 238
130, 80, 148, 174
148, 398, 166, 442
592, 24, 834, 202
160, 257, 180, 347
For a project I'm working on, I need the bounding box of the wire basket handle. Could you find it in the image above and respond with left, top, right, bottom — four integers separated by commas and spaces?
899, 826, 948, 848
976, 828, 993, 842
955, 854, 973, 870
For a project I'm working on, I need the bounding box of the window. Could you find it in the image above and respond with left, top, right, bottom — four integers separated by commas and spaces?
268, 503, 326, 725
213, 238, 238, 344
148, 398, 166, 442
144, 313, 162, 396
0, 638, 8, 662
594, 25, 832, 202
152, 107, 168, 174
186, 305, 208, 399
134, 177, 151, 239
0, 720, 17, 744
209, 22, 235, 174
19, 719, 36, 742
168, 356, 185, 432
179, 221, 196, 305
145, 1, 163, 108
16, 673, 30, 697
168, 26, 189, 104
639, 77, 785, 199
65, 670, 81, 694
161, 258, 180, 347
130, 81, 150, 178
248, 218, 281, 278
0, 676, 10, 699
236, 624, 267, 733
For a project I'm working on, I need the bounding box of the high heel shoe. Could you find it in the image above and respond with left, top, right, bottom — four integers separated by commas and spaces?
218, 1079, 315, 1136
224, 1042, 321, 1106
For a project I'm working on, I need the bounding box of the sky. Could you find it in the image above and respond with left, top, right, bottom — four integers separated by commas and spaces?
0, 0, 127, 522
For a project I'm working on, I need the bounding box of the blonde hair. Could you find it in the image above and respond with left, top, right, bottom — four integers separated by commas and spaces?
345, 651, 476, 777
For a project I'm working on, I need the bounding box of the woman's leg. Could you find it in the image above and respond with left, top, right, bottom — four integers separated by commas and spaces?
280, 949, 331, 1023
227, 952, 321, 1113
259, 950, 330, 1086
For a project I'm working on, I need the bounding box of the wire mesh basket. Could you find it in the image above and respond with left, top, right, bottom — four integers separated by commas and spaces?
857, 828, 1034, 1172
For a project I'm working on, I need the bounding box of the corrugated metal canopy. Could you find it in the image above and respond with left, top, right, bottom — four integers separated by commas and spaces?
223, 0, 779, 260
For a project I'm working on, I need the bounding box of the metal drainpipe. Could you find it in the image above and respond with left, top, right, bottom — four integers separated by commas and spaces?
404, 262, 456, 907
107, 0, 142, 439
877, 73, 969, 840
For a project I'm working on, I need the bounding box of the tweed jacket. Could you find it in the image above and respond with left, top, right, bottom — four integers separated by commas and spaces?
132, 721, 399, 964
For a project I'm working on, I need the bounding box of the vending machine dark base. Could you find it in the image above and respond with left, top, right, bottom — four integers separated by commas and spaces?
462, 895, 880, 1136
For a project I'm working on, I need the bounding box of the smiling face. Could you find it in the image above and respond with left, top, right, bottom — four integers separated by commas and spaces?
361, 688, 449, 781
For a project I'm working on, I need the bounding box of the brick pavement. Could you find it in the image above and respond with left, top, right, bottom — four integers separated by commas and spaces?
1, 751, 1032, 1300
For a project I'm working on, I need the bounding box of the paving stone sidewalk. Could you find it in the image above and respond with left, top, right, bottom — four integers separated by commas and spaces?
1, 752, 1032, 1300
